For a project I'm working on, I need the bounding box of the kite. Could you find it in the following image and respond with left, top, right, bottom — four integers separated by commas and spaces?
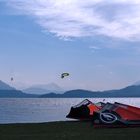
61, 73, 70, 79
67, 99, 140, 127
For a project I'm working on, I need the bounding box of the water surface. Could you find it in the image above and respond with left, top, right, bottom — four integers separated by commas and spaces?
0, 98, 140, 124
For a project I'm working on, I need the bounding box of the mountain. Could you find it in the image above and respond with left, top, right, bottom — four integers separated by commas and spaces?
133, 80, 140, 86
0, 90, 38, 98
40, 85, 140, 98
0, 80, 15, 90
39, 89, 100, 98
0, 80, 38, 98
1, 80, 140, 98
23, 83, 64, 95
108, 85, 140, 97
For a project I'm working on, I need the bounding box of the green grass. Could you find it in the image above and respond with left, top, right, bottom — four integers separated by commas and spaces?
0, 121, 140, 140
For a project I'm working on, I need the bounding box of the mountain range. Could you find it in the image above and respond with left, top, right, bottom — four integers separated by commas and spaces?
0, 80, 140, 98
0, 80, 37, 98
40, 85, 140, 98
0, 80, 15, 90
22, 83, 64, 95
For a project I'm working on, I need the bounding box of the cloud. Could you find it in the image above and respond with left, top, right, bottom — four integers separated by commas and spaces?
3, 0, 140, 40
89, 46, 101, 50
89, 45, 101, 53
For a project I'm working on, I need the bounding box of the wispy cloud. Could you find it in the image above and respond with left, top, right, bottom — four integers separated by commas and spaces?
89, 46, 101, 50
89, 45, 101, 53
3, 0, 140, 40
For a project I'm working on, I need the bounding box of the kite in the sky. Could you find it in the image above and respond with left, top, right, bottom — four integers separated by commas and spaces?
11, 77, 14, 81
61, 73, 70, 79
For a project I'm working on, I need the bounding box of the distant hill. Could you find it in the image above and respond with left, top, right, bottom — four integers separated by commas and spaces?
0, 90, 38, 98
107, 85, 140, 97
133, 80, 140, 86
0, 80, 38, 98
0, 80, 15, 90
23, 83, 64, 94
1, 80, 140, 98
40, 85, 140, 98
39, 90, 100, 98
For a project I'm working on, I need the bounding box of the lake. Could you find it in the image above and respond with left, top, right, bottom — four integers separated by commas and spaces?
0, 98, 140, 124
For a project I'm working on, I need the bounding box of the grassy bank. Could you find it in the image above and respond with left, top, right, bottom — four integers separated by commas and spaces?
0, 121, 140, 140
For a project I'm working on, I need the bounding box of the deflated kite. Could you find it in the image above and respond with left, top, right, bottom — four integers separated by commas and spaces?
66, 99, 140, 127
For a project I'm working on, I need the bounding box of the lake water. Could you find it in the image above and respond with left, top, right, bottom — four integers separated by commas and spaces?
0, 98, 140, 124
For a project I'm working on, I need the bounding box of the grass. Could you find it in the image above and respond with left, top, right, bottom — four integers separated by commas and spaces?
0, 121, 140, 140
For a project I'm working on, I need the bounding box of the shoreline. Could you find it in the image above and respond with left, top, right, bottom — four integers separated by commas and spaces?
0, 121, 140, 140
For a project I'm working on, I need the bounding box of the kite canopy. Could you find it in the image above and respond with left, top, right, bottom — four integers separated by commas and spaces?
11, 77, 14, 81
67, 99, 140, 127
66, 99, 104, 120
61, 73, 69, 79
93, 102, 140, 127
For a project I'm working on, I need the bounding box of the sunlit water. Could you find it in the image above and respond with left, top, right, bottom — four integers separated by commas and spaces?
0, 98, 140, 124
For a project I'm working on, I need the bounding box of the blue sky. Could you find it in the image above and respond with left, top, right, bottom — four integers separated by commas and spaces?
1, 0, 140, 91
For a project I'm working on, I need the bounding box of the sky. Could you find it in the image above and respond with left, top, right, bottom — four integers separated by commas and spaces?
1, 0, 140, 91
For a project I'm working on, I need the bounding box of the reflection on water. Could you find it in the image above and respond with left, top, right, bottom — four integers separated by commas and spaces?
0, 98, 140, 124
